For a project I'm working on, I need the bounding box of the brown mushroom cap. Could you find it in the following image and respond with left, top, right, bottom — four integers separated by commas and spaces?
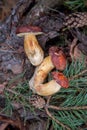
49, 46, 67, 71
16, 25, 43, 37
52, 71, 69, 88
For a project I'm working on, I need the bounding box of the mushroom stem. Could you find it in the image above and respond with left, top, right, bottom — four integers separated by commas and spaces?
29, 56, 55, 93
29, 46, 68, 96
35, 80, 61, 96
29, 55, 69, 96
24, 34, 44, 66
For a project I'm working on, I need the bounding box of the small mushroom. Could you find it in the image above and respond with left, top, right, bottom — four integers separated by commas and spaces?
24, 34, 44, 66
29, 47, 68, 96
49, 46, 67, 71
16, 26, 44, 66
29, 56, 54, 92
29, 56, 62, 96
52, 71, 69, 88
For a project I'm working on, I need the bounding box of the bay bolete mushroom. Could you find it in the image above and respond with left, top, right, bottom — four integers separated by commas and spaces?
29, 47, 68, 96
16, 25, 44, 66
17, 27, 69, 96
49, 46, 67, 71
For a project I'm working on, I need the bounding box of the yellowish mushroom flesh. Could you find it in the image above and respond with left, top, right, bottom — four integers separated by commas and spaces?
24, 34, 44, 66
35, 80, 61, 96
29, 56, 61, 96
29, 56, 54, 90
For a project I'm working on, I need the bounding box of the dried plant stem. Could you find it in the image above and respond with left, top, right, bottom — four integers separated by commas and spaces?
47, 105, 87, 111
47, 96, 52, 105
45, 107, 71, 130
45, 96, 71, 130
69, 69, 87, 81
45, 102, 87, 129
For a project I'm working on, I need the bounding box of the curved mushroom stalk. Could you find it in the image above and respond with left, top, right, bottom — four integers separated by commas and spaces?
29, 56, 54, 92
29, 55, 69, 96
24, 34, 44, 66
35, 80, 61, 96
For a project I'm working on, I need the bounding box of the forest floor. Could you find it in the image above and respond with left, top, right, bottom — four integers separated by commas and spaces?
0, 0, 87, 130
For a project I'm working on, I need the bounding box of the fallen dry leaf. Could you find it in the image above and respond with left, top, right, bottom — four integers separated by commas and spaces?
0, 123, 8, 130
70, 38, 87, 63
11, 64, 23, 74
70, 38, 81, 60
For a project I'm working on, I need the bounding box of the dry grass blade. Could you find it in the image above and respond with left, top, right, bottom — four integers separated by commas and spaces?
47, 105, 87, 111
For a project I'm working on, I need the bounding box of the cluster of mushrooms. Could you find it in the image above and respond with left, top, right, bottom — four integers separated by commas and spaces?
17, 26, 69, 96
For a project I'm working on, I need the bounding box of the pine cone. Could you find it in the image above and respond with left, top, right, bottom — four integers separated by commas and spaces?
29, 95, 46, 109
63, 12, 87, 28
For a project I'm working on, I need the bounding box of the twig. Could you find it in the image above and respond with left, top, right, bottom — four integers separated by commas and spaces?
45, 96, 71, 130
0, 49, 24, 54
47, 96, 52, 105
69, 69, 87, 81
47, 105, 87, 111
45, 107, 71, 130
0, 49, 17, 53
